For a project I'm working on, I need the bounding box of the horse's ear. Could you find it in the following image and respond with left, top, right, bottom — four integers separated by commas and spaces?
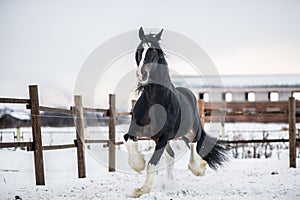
155, 29, 163, 41
139, 27, 145, 41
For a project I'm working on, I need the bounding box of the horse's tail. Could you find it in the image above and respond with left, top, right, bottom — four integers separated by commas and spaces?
196, 131, 228, 170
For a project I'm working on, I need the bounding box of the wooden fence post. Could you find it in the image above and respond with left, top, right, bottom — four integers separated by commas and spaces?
288, 97, 296, 168
74, 95, 86, 178
109, 94, 116, 172
29, 85, 45, 185
198, 99, 205, 129
16, 126, 21, 142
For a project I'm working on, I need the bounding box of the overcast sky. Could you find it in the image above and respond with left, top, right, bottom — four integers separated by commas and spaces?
0, 0, 300, 108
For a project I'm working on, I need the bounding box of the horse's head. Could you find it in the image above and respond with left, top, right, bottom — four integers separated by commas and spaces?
135, 27, 168, 85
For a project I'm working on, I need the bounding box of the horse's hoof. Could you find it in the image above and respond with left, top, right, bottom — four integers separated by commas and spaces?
188, 160, 207, 176
132, 186, 150, 198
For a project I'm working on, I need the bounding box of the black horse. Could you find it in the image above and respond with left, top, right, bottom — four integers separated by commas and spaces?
124, 27, 228, 198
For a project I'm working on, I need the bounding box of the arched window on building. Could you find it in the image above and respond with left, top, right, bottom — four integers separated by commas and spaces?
269, 91, 279, 102
292, 91, 300, 100
203, 92, 210, 102
222, 92, 232, 102
245, 92, 255, 102
199, 92, 210, 102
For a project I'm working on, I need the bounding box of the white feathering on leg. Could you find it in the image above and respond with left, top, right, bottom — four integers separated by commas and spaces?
124, 139, 146, 173
165, 150, 174, 180
132, 163, 156, 198
188, 142, 207, 176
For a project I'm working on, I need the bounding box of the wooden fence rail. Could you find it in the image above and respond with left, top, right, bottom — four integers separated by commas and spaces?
0, 142, 33, 148
0, 85, 119, 185
0, 98, 30, 104
220, 138, 300, 144
202, 100, 300, 123
38, 106, 73, 115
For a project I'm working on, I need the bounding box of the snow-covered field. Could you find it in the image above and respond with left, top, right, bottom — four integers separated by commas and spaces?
0, 123, 300, 199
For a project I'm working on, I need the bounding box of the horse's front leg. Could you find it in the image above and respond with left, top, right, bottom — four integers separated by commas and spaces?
132, 139, 167, 198
165, 142, 175, 180
124, 134, 146, 173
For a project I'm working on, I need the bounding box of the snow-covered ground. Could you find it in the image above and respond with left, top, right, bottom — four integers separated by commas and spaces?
0, 124, 300, 199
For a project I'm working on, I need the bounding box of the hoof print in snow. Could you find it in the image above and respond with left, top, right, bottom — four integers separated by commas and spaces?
271, 171, 279, 175
15, 195, 22, 200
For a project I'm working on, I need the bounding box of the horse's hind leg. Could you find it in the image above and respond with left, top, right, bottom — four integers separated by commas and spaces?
165, 142, 174, 180
188, 142, 207, 176
185, 124, 207, 176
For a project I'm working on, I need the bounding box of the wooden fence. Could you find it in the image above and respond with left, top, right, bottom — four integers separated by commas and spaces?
201, 100, 300, 123
198, 98, 299, 168
0, 85, 118, 185
1, 85, 299, 186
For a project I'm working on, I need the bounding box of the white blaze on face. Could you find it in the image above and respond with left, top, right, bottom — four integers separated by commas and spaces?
136, 45, 150, 83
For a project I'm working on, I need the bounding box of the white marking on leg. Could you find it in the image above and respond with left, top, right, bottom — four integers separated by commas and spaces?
132, 163, 157, 198
124, 139, 146, 173
188, 142, 207, 176
165, 149, 174, 180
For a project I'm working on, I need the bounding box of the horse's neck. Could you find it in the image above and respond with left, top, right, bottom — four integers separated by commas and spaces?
143, 59, 175, 100
144, 78, 175, 101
